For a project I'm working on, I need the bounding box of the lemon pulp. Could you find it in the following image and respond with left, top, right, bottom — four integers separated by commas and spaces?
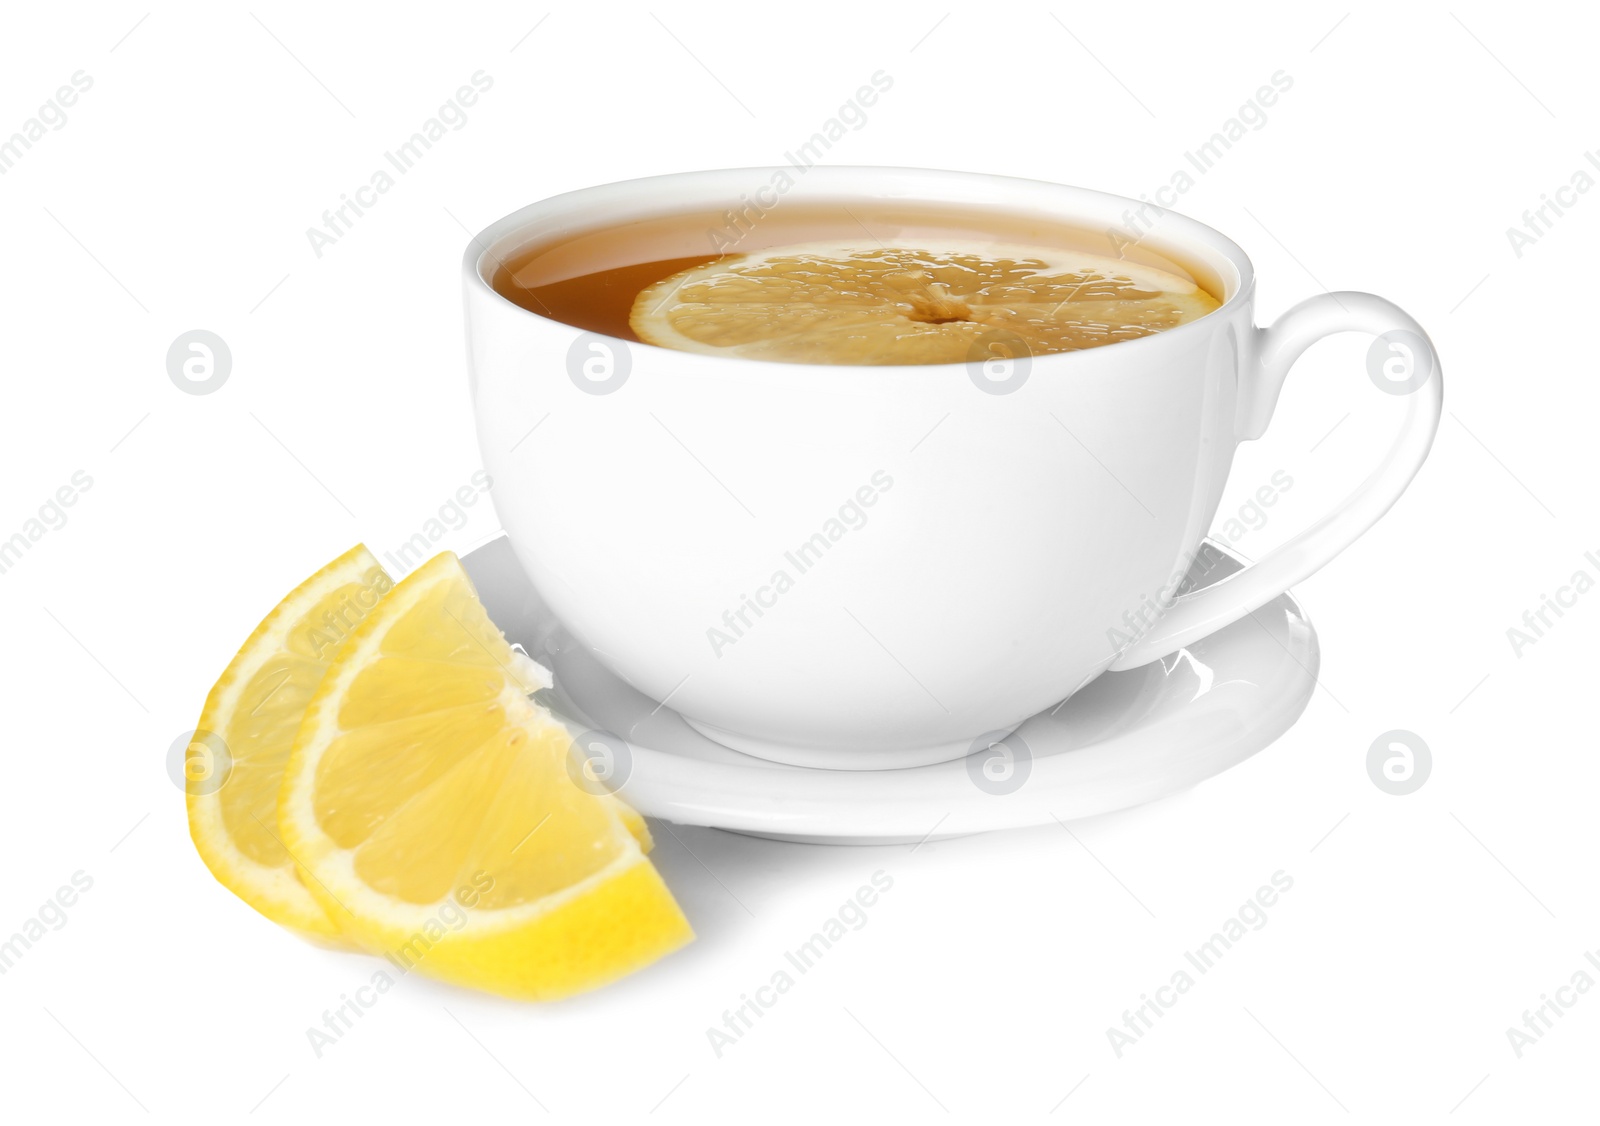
278, 552, 691, 999
630, 239, 1219, 365
188, 545, 392, 941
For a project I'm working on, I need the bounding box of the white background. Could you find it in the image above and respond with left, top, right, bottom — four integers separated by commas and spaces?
1, 1, 1594, 1121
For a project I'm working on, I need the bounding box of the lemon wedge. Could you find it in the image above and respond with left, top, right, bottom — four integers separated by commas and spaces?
187, 545, 393, 942
278, 551, 691, 999
630, 239, 1219, 365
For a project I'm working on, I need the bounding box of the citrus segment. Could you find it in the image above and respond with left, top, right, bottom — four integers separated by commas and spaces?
279, 552, 690, 999
187, 545, 393, 941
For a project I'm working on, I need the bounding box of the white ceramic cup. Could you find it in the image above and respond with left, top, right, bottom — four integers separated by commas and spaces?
463, 167, 1441, 770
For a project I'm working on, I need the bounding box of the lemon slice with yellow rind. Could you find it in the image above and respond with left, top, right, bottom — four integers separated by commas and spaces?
278, 551, 691, 999
630, 239, 1220, 365
187, 545, 393, 942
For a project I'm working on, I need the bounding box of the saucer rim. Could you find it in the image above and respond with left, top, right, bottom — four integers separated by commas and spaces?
472, 538, 1320, 841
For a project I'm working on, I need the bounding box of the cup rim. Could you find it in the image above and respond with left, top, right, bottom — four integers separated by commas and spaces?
461, 165, 1256, 370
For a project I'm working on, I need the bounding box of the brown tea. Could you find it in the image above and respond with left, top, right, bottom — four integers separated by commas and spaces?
490, 201, 1222, 365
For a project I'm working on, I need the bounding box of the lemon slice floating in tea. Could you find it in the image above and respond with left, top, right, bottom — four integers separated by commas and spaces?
278, 551, 691, 1000
630, 239, 1219, 365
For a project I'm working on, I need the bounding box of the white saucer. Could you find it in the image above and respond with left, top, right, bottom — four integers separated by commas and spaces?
462, 536, 1318, 844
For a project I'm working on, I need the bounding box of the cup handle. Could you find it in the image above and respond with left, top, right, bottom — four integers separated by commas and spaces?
1107, 291, 1443, 671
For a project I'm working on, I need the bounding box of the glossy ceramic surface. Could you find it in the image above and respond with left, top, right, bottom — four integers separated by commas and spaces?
463, 168, 1431, 768
463, 535, 1318, 843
